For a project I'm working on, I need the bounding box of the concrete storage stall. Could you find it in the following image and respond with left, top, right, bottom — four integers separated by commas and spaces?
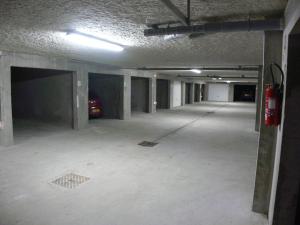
88, 74, 123, 119
11, 67, 74, 139
185, 83, 192, 104
131, 77, 149, 113
233, 84, 256, 102
156, 79, 170, 109
194, 84, 201, 102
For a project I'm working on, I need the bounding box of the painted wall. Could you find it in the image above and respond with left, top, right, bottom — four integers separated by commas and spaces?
89, 74, 123, 119
11, 73, 73, 125
172, 81, 182, 107
207, 83, 229, 102
131, 77, 149, 112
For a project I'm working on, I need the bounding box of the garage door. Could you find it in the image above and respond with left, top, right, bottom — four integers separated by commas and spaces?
208, 83, 229, 102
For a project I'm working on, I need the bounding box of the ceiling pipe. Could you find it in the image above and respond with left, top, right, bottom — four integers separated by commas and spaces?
177, 75, 258, 79
159, 0, 189, 26
144, 19, 283, 37
137, 66, 261, 71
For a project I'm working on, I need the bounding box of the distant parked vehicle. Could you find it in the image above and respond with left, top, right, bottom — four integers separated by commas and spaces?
241, 90, 255, 102
88, 92, 102, 118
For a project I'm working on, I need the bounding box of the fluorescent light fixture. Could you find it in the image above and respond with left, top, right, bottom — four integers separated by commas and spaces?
226, 81, 231, 83
164, 34, 185, 40
218, 77, 222, 80
190, 69, 202, 74
212, 78, 217, 80
65, 31, 124, 52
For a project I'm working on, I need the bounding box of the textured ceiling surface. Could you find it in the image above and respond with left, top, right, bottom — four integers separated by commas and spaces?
0, 0, 287, 68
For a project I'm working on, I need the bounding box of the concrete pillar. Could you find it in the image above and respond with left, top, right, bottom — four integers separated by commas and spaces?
121, 75, 131, 120
181, 81, 186, 105
252, 31, 283, 214
255, 66, 263, 132
148, 77, 156, 113
0, 55, 13, 146
73, 69, 88, 130
228, 83, 234, 102
169, 80, 174, 109
190, 83, 195, 104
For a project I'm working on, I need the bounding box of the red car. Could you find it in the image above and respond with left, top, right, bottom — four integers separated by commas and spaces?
89, 92, 103, 118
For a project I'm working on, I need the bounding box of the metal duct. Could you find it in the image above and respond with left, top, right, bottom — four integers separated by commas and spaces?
144, 19, 283, 37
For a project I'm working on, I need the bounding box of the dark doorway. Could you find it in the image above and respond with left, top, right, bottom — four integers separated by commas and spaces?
88, 74, 123, 119
131, 77, 149, 113
194, 84, 200, 102
11, 67, 74, 142
233, 85, 256, 102
185, 83, 192, 104
156, 79, 170, 109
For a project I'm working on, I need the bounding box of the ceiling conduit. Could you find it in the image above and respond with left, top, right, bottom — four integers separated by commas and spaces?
144, 19, 283, 37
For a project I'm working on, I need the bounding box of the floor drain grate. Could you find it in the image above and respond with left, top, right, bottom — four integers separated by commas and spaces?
206, 111, 215, 114
138, 141, 158, 147
52, 173, 90, 189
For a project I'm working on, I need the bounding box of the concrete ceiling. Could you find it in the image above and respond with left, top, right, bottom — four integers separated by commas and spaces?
0, 0, 287, 68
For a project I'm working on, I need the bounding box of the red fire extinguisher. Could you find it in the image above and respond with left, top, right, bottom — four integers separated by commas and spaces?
264, 63, 284, 127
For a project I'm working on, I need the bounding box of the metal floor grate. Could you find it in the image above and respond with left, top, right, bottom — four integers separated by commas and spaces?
52, 173, 90, 189
206, 111, 215, 114
138, 141, 158, 147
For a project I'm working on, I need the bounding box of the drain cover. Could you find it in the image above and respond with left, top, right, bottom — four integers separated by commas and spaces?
52, 173, 90, 189
206, 111, 215, 114
138, 141, 158, 147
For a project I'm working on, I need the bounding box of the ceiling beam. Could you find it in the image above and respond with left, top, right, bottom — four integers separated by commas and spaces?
159, 0, 189, 26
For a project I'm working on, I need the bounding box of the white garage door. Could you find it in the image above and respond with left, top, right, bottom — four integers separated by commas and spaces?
208, 83, 229, 102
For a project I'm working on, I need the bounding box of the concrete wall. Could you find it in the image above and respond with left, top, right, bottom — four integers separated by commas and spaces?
172, 80, 181, 107
268, 2, 300, 222
207, 83, 230, 102
89, 74, 123, 119
271, 31, 300, 225
228, 84, 234, 102
12, 73, 73, 125
131, 77, 149, 112
156, 79, 169, 109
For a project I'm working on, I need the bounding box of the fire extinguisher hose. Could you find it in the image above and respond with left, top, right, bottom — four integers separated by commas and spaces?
270, 63, 284, 89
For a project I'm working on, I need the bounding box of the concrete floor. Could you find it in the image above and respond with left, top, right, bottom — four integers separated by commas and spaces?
0, 102, 267, 225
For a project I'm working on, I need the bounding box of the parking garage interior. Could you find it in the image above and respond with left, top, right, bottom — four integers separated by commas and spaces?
88, 73, 123, 119
11, 67, 74, 142
0, 1, 299, 225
